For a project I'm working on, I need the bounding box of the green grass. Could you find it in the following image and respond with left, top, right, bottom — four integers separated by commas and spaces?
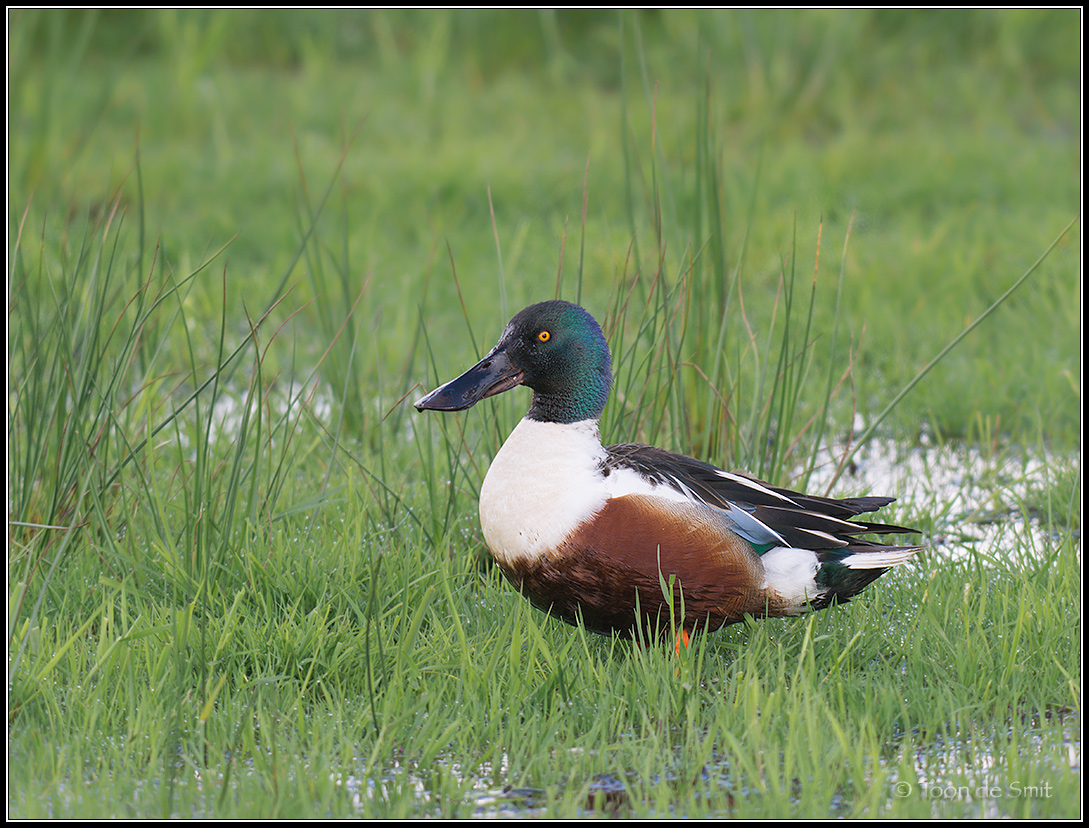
8, 9, 1081, 819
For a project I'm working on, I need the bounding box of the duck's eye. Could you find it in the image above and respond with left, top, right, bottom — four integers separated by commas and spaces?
537, 330, 551, 342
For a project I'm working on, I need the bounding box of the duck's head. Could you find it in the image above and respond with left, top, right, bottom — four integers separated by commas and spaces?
415, 300, 612, 424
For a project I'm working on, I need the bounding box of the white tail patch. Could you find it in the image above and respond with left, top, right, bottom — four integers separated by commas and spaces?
760, 546, 825, 609
840, 547, 919, 570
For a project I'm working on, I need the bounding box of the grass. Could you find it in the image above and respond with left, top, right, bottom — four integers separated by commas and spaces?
7, 8, 1081, 819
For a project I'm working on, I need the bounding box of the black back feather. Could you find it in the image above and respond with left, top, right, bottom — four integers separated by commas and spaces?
601, 443, 917, 552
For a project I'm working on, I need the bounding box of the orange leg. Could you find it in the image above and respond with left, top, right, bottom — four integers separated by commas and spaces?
674, 628, 691, 654
635, 629, 690, 653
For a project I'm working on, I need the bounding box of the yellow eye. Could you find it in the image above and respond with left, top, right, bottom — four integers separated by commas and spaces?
538, 330, 550, 342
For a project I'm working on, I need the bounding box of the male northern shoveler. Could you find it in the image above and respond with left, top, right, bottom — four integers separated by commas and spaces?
415, 300, 920, 641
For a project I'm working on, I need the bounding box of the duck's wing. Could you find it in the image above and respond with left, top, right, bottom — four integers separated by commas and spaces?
602, 443, 918, 552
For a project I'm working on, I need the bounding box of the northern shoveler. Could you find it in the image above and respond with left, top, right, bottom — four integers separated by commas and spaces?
415, 300, 920, 641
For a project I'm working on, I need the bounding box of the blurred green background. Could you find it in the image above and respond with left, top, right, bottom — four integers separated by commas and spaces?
7, 10, 1081, 819
8, 7, 1081, 440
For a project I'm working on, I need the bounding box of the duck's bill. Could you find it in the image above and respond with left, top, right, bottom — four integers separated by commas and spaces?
414, 350, 525, 412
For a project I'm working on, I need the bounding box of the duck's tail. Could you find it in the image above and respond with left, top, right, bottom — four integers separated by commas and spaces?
761, 542, 921, 616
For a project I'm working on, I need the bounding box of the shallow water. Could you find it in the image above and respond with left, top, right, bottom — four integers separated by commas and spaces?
885, 712, 1081, 819
805, 436, 1078, 565
328, 710, 1080, 818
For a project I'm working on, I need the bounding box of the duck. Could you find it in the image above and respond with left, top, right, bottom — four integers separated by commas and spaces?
415, 299, 920, 642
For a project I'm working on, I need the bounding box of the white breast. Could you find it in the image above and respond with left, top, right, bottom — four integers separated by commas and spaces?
477, 418, 705, 567
478, 418, 610, 567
